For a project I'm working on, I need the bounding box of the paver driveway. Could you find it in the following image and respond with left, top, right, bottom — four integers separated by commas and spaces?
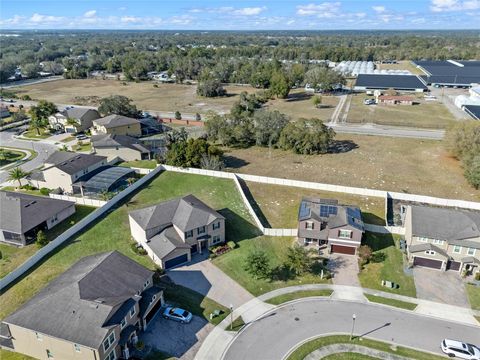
167, 255, 254, 308
413, 267, 469, 307
327, 253, 360, 287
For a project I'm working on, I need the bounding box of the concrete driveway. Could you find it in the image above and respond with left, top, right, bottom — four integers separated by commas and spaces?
327, 254, 360, 287
167, 255, 254, 309
413, 267, 469, 307
141, 315, 212, 360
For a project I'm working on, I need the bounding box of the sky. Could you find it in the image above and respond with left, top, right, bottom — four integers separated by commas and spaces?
1, 0, 479, 30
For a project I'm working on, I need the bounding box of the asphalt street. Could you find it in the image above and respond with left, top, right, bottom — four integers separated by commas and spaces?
223, 299, 480, 360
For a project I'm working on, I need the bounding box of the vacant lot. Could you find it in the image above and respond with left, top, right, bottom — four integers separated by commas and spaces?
347, 94, 456, 129
0, 172, 256, 320
376, 60, 424, 75
11, 79, 258, 115
266, 89, 339, 122
224, 134, 480, 201
244, 181, 386, 227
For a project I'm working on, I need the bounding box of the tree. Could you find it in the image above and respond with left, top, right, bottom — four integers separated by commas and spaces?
21, 63, 42, 78
165, 137, 223, 168
174, 111, 182, 120
36, 230, 48, 247
244, 249, 271, 279
98, 95, 140, 118
269, 71, 290, 99
8, 167, 28, 188
29, 100, 57, 135
304, 67, 345, 92
197, 73, 226, 97
358, 245, 373, 267
66, 117, 80, 131
12, 110, 28, 122
464, 154, 480, 189
204, 112, 232, 145
285, 246, 313, 276
279, 118, 336, 155
312, 95, 322, 108
200, 153, 224, 170
253, 110, 289, 148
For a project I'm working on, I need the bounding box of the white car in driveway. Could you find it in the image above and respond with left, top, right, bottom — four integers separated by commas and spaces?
441, 339, 480, 359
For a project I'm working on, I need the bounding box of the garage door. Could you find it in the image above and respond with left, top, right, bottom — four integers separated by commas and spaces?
164, 254, 188, 269
446, 261, 461, 271
413, 256, 442, 269
331, 244, 356, 255
144, 298, 163, 325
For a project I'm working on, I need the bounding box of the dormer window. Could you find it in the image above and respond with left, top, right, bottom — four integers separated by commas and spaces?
338, 230, 352, 239
305, 221, 314, 230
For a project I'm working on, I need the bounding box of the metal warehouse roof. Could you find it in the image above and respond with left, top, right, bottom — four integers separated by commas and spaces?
354, 74, 427, 90
464, 105, 480, 120
83, 166, 135, 192
415, 60, 480, 85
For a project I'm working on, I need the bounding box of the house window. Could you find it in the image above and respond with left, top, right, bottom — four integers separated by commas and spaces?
417, 237, 429, 242
213, 235, 221, 244
185, 230, 193, 238
120, 317, 127, 329
103, 332, 115, 352
453, 245, 462, 254
74, 344, 81, 353
305, 221, 314, 230
36, 332, 43, 341
197, 226, 206, 235
425, 250, 435, 255
130, 306, 136, 318
144, 279, 150, 289
106, 349, 116, 360
467, 248, 476, 256
46, 350, 54, 359
432, 239, 444, 245
338, 230, 352, 239
213, 222, 221, 230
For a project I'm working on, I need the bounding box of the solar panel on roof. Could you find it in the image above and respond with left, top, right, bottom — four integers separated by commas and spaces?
319, 205, 337, 217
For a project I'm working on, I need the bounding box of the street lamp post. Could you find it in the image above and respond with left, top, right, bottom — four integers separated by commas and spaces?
230, 304, 234, 331
350, 314, 356, 340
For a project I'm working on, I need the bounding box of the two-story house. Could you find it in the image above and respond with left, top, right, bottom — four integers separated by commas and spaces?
29, 152, 108, 193
1, 251, 164, 360
92, 115, 142, 137
91, 134, 152, 162
48, 108, 101, 133
405, 205, 480, 275
297, 198, 364, 255
128, 194, 225, 269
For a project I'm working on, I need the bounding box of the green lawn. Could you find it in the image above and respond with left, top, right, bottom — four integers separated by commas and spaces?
0, 350, 36, 360
60, 135, 76, 143
323, 354, 376, 360
0, 171, 256, 320
358, 233, 416, 297
1, 186, 43, 196
364, 294, 417, 311
72, 142, 92, 152
119, 160, 158, 169
228, 316, 246, 331
0, 148, 24, 167
287, 335, 446, 360
212, 236, 331, 296
0, 205, 96, 278
466, 283, 480, 310
244, 181, 386, 228
266, 289, 333, 305
22, 129, 51, 139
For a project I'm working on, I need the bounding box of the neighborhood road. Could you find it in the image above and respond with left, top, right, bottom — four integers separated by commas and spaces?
223, 299, 480, 360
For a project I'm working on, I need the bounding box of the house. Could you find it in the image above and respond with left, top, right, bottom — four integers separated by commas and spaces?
29, 152, 108, 193
405, 205, 480, 275
92, 115, 142, 137
129, 194, 225, 269
48, 108, 101, 133
1, 251, 164, 360
297, 198, 364, 255
376, 95, 415, 105
0, 191, 75, 246
91, 134, 152, 162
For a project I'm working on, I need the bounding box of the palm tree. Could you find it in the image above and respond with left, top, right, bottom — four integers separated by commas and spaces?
8, 167, 28, 188
29, 117, 46, 136
126, 177, 136, 186
66, 117, 80, 132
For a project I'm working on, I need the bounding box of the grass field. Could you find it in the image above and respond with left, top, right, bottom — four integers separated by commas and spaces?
376, 61, 424, 75
119, 159, 158, 169
266, 289, 333, 305
0, 172, 256, 320
212, 236, 331, 296
0, 205, 96, 278
346, 94, 456, 129
244, 181, 386, 227
466, 283, 480, 310
364, 294, 417, 310
358, 233, 416, 298
0, 148, 24, 167
224, 134, 480, 201
286, 335, 445, 360
265, 89, 340, 122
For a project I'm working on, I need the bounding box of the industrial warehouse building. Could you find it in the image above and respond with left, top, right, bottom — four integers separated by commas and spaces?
354, 74, 428, 92
414, 60, 480, 87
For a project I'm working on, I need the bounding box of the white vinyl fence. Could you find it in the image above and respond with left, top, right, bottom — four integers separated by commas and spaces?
49, 194, 107, 207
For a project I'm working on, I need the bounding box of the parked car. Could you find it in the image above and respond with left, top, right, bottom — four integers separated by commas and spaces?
76, 134, 88, 140
441, 339, 480, 359
163, 307, 193, 323
363, 99, 375, 105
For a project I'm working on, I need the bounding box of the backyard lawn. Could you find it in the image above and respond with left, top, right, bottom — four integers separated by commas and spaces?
0, 350, 36, 360
212, 236, 331, 296
466, 283, 480, 310
0, 148, 24, 167
358, 233, 416, 297
119, 159, 158, 169
243, 181, 386, 227
0, 205, 96, 278
224, 134, 480, 202
0, 171, 257, 320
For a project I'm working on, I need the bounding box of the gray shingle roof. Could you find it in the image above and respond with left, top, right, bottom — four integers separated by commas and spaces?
147, 226, 191, 259
4, 251, 152, 349
61, 108, 100, 121
410, 206, 480, 242
91, 134, 149, 153
0, 191, 74, 234
95, 114, 140, 128
408, 242, 449, 258
129, 194, 224, 233
45, 151, 106, 175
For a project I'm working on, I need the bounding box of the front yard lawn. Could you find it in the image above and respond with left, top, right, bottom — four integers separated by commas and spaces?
266, 289, 333, 305
364, 294, 417, 310
228, 316, 246, 331
21, 129, 51, 139
119, 160, 158, 169
212, 236, 331, 297
466, 283, 480, 310
0, 148, 24, 167
0, 171, 256, 320
358, 233, 416, 298
72, 142, 92, 152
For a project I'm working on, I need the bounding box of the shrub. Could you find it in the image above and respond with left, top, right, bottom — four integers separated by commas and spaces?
475, 273, 480, 281
244, 249, 271, 279
153, 84, 159, 88
371, 252, 386, 263
227, 241, 237, 249
174, 111, 182, 120
131, 243, 147, 255
40, 187, 51, 196
36, 230, 48, 247
21, 184, 36, 191
358, 245, 373, 267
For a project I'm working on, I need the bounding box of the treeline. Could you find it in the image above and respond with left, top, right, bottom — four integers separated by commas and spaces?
2, 30, 480, 82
